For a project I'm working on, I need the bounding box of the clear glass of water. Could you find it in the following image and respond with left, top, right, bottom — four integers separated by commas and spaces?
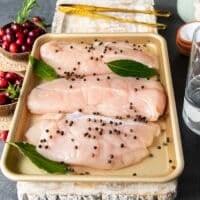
183, 26, 200, 135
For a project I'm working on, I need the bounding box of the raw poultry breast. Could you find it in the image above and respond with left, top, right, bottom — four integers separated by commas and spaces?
25, 38, 167, 171
40, 40, 159, 76
27, 74, 166, 121
26, 112, 160, 170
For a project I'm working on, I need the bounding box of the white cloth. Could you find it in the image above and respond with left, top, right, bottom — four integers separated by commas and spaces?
52, 0, 157, 33
17, 181, 177, 200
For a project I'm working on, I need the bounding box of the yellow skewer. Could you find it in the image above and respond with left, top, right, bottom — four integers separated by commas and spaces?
58, 6, 167, 30
59, 4, 171, 17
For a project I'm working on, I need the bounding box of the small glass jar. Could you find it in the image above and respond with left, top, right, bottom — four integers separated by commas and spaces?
177, 0, 197, 22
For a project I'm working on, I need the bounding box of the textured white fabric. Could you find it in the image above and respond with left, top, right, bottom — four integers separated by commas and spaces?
52, 0, 157, 33
17, 181, 177, 200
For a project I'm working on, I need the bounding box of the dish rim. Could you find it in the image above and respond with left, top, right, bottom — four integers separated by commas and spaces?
1, 32, 184, 182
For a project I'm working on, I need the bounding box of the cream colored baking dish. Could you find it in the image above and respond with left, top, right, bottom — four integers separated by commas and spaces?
1, 33, 184, 182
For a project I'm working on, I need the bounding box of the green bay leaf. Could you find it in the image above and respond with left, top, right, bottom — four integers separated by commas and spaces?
107, 59, 158, 78
8, 142, 68, 174
29, 55, 58, 80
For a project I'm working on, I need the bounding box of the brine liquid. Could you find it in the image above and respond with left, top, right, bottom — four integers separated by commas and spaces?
183, 76, 200, 135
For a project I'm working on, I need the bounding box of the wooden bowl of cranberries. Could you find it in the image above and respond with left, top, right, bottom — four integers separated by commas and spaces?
0, 71, 23, 115
0, 18, 46, 61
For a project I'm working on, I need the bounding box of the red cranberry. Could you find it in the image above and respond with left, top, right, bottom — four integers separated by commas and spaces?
16, 32, 24, 45
23, 28, 29, 36
26, 37, 34, 45
21, 44, 31, 52
9, 43, 19, 53
35, 28, 44, 36
22, 20, 35, 30
0, 94, 7, 105
5, 72, 17, 83
5, 27, 13, 34
32, 16, 42, 22
29, 30, 40, 39
6, 33, 15, 43
16, 38, 23, 46
28, 30, 35, 38
22, 21, 30, 28
0, 28, 5, 38
15, 78, 23, 85
0, 71, 6, 78
16, 31, 24, 39
11, 23, 22, 32
2, 35, 8, 42
0, 130, 8, 141
4, 92, 10, 97
0, 77, 8, 88
2, 41, 10, 50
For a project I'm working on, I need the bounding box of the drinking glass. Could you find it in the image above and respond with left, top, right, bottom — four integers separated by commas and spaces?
183, 26, 200, 135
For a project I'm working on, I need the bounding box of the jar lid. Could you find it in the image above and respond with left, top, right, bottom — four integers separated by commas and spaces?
176, 21, 200, 56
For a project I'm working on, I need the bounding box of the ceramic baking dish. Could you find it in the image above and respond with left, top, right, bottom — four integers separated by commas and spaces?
1, 33, 184, 182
